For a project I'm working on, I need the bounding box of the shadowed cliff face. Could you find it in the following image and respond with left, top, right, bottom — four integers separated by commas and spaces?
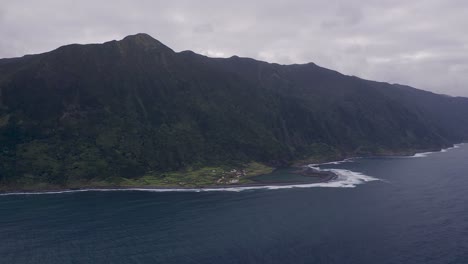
0, 33, 467, 185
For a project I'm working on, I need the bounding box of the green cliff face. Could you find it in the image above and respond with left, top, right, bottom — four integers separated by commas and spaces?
1, 33, 467, 188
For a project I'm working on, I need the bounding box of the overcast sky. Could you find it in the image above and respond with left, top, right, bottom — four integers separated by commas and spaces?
1, 0, 467, 96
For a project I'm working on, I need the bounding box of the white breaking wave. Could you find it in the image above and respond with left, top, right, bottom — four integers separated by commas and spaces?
412, 151, 435, 158
411, 143, 464, 158
316, 158, 356, 166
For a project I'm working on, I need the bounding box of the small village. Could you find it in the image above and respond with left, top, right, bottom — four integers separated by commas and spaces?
216, 169, 248, 184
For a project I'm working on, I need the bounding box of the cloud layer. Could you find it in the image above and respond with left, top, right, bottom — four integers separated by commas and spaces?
1, 0, 467, 96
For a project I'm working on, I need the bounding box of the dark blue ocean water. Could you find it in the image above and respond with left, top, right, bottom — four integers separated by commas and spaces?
1, 144, 468, 264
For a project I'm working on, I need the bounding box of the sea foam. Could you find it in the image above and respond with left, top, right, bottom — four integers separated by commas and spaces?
411, 143, 464, 158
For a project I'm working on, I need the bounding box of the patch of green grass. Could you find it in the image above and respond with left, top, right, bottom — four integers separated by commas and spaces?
238, 162, 274, 183
243, 162, 274, 176
0, 162, 276, 191
100, 162, 274, 188
0, 114, 10, 127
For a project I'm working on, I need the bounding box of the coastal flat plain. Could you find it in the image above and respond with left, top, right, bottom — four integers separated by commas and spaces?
1, 144, 468, 264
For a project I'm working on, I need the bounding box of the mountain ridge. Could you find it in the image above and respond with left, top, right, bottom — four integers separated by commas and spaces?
0, 33, 467, 188
0, 33, 462, 98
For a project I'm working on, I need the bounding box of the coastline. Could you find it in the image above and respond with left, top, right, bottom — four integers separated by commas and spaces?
0, 171, 339, 195
0, 143, 464, 195
294, 142, 465, 167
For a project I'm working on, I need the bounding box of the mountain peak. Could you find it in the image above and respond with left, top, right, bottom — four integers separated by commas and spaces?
122, 33, 156, 43
118, 33, 173, 52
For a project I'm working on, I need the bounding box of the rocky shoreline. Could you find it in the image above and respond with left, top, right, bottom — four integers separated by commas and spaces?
1, 143, 464, 195
0, 167, 338, 195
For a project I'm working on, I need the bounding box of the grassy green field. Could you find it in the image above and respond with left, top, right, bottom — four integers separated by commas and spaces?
111, 162, 274, 188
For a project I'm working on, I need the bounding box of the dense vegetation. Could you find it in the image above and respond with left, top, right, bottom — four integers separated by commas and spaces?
1, 33, 467, 188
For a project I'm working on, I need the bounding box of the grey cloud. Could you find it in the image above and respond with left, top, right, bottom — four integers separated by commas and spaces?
321, 3, 363, 29
193, 23, 214, 34
0, 0, 467, 96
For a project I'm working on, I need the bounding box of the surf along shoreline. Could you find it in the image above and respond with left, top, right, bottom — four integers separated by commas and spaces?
0, 170, 338, 195
0, 143, 464, 195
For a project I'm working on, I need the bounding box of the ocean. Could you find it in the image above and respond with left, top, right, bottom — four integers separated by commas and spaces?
1, 144, 467, 263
